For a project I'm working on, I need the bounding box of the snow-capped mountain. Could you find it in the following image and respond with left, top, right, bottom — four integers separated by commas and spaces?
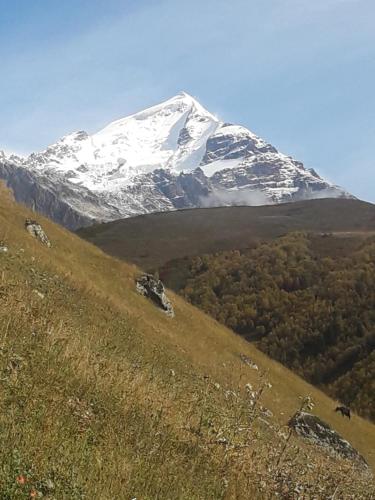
0, 92, 350, 229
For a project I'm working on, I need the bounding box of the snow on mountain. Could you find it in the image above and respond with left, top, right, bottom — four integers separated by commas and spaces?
0, 92, 351, 229
25, 92, 220, 190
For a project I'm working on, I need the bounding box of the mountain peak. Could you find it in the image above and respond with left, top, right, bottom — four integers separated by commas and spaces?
172, 91, 208, 109
0, 93, 351, 229
132, 91, 217, 122
175, 90, 195, 99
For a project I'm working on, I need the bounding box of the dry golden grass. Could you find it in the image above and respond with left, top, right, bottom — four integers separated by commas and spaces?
0, 183, 374, 498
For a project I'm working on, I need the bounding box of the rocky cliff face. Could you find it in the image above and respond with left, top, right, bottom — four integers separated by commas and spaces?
0, 93, 351, 229
0, 159, 96, 229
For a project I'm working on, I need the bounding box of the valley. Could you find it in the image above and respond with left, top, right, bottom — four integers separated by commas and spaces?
78, 198, 375, 423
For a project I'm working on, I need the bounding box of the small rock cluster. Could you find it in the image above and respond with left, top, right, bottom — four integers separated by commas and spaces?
25, 219, 51, 247
289, 411, 368, 468
67, 396, 95, 432
0, 241, 8, 253
239, 353, 258, 370
136, 274, 174, 317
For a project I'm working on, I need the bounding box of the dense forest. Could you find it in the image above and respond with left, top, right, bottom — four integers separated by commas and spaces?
181, 233, 375, 420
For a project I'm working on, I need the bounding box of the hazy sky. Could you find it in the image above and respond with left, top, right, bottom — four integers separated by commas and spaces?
1, 0, 374, 201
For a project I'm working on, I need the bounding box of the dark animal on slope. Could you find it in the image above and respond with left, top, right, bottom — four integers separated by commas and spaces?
335, 406, 351, 419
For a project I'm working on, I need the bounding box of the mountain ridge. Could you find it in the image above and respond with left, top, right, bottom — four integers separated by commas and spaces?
1, 93, 350, 229
77, 198, 375, 271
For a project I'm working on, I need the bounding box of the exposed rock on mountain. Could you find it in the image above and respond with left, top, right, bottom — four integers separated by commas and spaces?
150, 167, 212, 209
0, 93, 351, 229
289, 411, 368, 468
0, 158, 94, 228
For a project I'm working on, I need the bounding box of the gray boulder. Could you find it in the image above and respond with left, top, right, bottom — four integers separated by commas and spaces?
25, 219, 51, 247
136, 274, 174, 317
289, 411, 368, 468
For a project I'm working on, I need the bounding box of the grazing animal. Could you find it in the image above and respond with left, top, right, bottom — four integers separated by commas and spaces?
335, 406, 351, 419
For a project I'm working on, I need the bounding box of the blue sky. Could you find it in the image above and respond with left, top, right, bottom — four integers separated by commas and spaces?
1, 0, 374, 201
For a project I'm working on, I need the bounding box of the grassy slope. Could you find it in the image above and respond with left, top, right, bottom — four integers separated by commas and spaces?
77, 198, 375, 271
1, 187, 374, 498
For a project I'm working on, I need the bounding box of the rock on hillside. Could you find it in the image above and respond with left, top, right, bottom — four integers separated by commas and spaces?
289, 411, 368, 468
25, 219, 51, 247
136, 274, 174, 317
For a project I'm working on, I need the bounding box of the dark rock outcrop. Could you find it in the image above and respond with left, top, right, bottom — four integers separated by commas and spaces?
202, 125, 276, 164
136, 274, 174, 317
151, 168, 212, 209
210, 158, 347, 204
289, 411, 368, 468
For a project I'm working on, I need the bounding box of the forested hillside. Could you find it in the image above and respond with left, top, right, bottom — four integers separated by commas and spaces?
181, 233, 375, 420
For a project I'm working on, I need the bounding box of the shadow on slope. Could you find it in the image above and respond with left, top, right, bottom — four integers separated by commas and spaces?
77, 198, 375, 271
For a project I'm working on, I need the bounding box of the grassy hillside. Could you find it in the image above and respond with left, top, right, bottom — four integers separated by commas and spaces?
1, 187, 375, 498
77, 198, 375, 271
